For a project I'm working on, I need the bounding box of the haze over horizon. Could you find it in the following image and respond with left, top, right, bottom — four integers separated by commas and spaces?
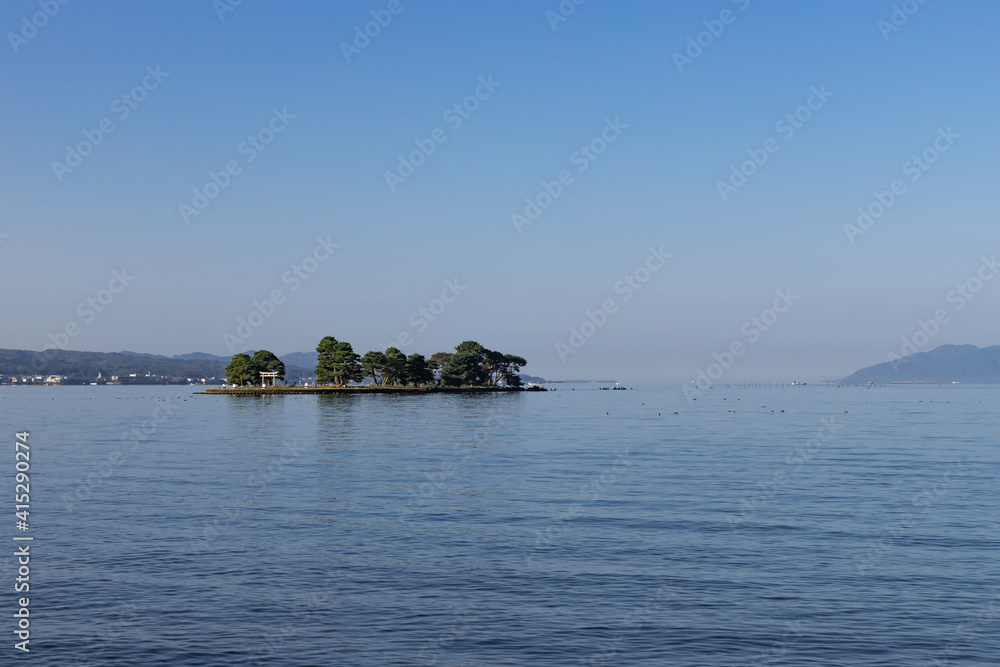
3, 1, 999, 383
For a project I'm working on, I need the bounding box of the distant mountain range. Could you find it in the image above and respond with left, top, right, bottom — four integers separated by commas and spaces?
841, 344, 1000, 384
281, 351, 318, 368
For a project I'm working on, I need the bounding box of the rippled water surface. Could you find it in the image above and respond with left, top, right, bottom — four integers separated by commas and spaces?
2, 384, 998, 665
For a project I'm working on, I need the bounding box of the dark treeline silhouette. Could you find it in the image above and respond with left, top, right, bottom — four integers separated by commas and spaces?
225, 339, 526, 388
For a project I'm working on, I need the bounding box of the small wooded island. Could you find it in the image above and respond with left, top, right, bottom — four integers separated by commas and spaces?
202, 338, 543, 395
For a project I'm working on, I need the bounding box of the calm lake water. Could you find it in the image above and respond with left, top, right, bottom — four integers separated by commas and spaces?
2, 383, 998, 666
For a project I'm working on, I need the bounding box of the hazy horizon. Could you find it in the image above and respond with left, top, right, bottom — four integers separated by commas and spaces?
11, 341, 1000, 386
4, 1, 999, 384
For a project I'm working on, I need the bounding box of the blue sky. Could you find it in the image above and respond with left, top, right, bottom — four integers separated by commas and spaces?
2, 0, 998, 382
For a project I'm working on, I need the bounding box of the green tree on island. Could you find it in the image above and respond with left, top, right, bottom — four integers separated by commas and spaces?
405, 353, 434, 386
315, 336, 362, 386
381, 347, 407, 386
225, 353, 257, 386
360, 351, 386, 385
429, 351, 453, 373
484, 350, 526, 387
440, 341, 488, 386
226, 350, 286, 386
439, 341, 526, 387
439, 352, 484, 386
251, 350, 285, 384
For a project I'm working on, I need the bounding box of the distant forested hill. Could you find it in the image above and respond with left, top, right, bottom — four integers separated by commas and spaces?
0, 349, 311, 383
281, 351, 318, 369
841, 344, 1000, 383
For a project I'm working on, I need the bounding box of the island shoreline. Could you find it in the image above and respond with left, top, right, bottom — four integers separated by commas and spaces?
197, 386, 546, 395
